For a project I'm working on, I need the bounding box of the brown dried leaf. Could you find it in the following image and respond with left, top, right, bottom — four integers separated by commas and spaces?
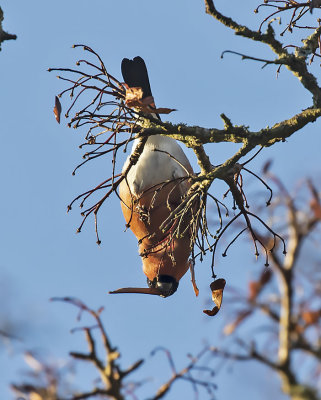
125, 86, 176, 114
302, 309, 321, 326
189, 261, 199, 297
203, 306, 220, 317
203, 278, 226, 317
125, 86, 144, 105
53, 95, 62, 124
310, 199, 321, 220
308, 179, 321, 220
192, 282, 199, 297
248, 269, 272, 302
152, 107, 176, 114
248, 281, 261, 302
210, 279, 226, 308
262, 159, 272, 174
259, 268, 272, 286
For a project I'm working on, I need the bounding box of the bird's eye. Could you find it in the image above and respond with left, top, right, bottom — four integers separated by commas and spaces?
147, 277, 156, 288
147, 275, 178, 297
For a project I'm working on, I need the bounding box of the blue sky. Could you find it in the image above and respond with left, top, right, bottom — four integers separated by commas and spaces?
1, 1, 320, 399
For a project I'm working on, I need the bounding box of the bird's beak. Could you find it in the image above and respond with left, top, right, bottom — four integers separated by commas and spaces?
109, 287, 162, 295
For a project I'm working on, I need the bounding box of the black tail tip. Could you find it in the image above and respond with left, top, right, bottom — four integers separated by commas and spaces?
121, 56, 152, 98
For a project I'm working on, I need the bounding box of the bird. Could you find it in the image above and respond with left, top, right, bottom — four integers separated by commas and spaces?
110, 56, 194, 297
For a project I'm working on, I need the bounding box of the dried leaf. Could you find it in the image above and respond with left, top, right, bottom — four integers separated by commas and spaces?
125, 86, 144, 105
248, 268, 272, 302
259, 268, 272, 286
248, 281, 261, 302
210, 279, 226, 308
203, 306, 220, 317
308, 179, 321, 220
53, 95, 62, 124
302, 309, 321, 326
310, 199, 321, 220
152, 107, 176, 114
125, 86, 176, 114
262, 159, 272, 174
189, 261, 199, 297
203, 278, 226, 317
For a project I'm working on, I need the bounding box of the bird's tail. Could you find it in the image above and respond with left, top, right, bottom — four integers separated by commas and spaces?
121, 56, 153, 100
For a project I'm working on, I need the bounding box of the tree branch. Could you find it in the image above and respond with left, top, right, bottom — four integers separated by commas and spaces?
204, 1, 321, 106
140, 107, 321, 147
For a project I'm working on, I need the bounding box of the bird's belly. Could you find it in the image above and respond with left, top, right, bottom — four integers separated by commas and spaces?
126, 150, 181, 194
123, 135, 192, 196
119, 178, 187, 244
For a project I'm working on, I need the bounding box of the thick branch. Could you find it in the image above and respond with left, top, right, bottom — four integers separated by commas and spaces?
277, 268, 293, 368
140, 107, 321, 147
278, 369, 319, 400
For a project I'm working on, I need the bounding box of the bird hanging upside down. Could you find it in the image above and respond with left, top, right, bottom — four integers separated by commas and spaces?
110, 56, 195, 297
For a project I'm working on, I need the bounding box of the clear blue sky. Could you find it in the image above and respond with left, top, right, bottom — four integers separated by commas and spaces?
1, 1, 320, 398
